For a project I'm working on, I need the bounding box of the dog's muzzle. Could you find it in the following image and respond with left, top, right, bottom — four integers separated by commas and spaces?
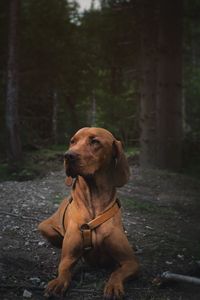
64, 151, 79, 178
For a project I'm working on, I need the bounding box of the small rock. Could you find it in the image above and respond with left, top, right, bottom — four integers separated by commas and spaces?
135, 247, 143, 254
177, 254, 184, 260
29, 277, 41, 284
130, 221, 137, 225
165, 261, 173, 265
23, 289, 32, 298
41, 281, 46, 287
145, 225, 153, 230
38, 241, 45, 246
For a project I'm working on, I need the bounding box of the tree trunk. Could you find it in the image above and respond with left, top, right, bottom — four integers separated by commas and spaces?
67, 95, 79, 133
52, 90, 58, 144
156, 0, 183, 170
6, 0, 22, 167
139, 0, 158, 168
91, 90, 96, 126
139, 0, 183, 171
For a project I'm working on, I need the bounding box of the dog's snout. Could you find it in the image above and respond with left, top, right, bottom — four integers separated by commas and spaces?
64, 151, 77, 162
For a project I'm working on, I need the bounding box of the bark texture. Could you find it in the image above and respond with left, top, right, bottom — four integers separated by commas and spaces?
139, 0, 183, 171
6, 0, 22, 165
52, 90, 58, 144
139, 0, 158, 168
156, 0, 183, 170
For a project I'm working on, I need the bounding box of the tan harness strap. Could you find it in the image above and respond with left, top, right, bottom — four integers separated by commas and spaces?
62, 196, 73, 234
88, 199, 121, 229
80, 199, 121, 251
60, 197, 121, 251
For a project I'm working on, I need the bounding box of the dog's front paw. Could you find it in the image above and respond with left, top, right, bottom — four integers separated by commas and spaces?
104, 281, 124, 300
44, 277, 69, 298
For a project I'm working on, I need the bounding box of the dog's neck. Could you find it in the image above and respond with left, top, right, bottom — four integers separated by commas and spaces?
71, 172, 116, 219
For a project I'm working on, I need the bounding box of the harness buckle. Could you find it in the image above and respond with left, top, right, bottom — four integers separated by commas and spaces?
80, 223, 90, 231
80, 223, 93, 251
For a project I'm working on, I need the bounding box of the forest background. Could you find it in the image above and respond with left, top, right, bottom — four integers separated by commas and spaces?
0, 0, 200, 179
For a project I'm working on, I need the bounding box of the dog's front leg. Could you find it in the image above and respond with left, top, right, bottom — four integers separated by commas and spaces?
45, 232, 82, 298
103, 228, 139, 299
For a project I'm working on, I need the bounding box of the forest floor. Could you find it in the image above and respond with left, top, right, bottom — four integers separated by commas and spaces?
0, 162, 200, 300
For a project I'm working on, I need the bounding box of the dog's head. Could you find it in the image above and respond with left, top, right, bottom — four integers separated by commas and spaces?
64, 127, 130, 187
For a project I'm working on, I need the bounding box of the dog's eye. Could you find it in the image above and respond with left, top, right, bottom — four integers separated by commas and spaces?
90, 138, 101, 146
70, 139, 75, 145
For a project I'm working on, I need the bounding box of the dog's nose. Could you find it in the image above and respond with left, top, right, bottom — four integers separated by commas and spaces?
64, 151, 77, 162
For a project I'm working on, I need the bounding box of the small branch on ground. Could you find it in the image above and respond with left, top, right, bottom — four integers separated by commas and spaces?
0, 210, 40, 222
153, 271, 200, 286
0, 284, 43, 291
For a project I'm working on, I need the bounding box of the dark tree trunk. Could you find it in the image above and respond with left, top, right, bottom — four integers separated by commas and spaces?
67, 95, 79, 133
91, 90, 96, 126
156, 0, 183, 170
6, 0, 22, 167
139, 0, 158, 168
52, 90, 58, 144
139, 0, 183, 171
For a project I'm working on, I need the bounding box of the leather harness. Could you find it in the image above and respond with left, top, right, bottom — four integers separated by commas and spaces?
62, 198, 121, 251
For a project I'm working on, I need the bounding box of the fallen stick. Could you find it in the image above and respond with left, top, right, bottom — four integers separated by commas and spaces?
0, 210, 40, 222
161, 271, 200, 285
0, 284, 43, 291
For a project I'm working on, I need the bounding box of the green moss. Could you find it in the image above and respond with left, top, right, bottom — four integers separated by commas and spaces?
125, 147, 140, 156
0, 145, 66, 182
122, 197, 174, 215
52, 195, 64, 204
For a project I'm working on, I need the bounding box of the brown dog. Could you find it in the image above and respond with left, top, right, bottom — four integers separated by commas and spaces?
38, 127, 139, 299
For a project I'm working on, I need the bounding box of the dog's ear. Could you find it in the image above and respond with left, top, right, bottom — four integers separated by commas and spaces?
112, 140, 130, 187
65, 176, 73, 186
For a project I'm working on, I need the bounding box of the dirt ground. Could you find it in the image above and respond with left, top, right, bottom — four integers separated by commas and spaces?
0, 165, 200, 300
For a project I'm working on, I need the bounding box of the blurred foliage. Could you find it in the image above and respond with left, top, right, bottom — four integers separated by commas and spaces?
0, 0, 200, 175
0, 144, 65, 181
1, 0, 140, 153
183, 0, 200, 175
